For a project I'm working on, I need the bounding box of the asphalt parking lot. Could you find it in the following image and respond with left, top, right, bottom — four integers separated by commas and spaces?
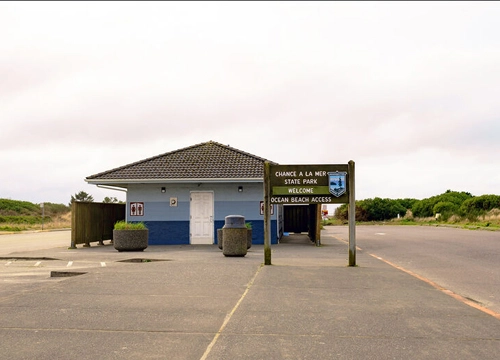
1, 228, 500, 359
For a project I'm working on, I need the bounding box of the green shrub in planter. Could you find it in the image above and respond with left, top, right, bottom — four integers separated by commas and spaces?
114, 221, 148, 230
245, 222, 252, 249
113, 221, 149, 252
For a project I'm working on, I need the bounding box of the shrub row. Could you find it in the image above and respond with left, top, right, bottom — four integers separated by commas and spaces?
335, 190, 500, 222
0, 199, 69, 217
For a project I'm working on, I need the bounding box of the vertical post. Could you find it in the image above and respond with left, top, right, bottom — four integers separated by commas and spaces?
315, 204, 322, 246
348, 160, 356, 266
70, 202, 77, 249
264, 161, 272, 265
41, 202, 44, 231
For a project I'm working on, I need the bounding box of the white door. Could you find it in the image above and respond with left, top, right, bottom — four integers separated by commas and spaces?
190, 192, 214, 244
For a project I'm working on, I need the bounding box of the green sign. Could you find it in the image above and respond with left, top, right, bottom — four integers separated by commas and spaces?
269, 164, 349, 204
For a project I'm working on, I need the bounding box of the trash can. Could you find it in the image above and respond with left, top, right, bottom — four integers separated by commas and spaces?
222, 215, 247, 257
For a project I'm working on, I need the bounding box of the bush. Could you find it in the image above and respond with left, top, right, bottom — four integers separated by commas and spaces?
0, 199, 40, 216
334, 198, 415, 222
412, 190, 473, 218
42, 202, 70, 215
459, 195, 500, 217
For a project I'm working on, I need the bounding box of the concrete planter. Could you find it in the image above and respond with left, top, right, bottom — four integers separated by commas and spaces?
113, 229, 149, 252
246, 229, 252, 249
218, 228, 223, 249
222, 228, 247, 257
218, 228, 252, 250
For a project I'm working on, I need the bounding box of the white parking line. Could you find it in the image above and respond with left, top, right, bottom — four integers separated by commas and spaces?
200, 264, 263, 360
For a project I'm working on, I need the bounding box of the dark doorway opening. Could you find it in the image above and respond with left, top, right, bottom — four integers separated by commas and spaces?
283, 204, 321, 243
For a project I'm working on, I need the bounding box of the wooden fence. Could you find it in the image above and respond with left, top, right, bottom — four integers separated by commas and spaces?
71, 202, 125, 248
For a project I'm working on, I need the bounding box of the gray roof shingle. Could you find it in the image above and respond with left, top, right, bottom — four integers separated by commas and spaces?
86, 141, 276, 182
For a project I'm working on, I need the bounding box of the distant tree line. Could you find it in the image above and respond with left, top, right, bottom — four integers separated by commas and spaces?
69, 191, 123, 206
334, 190, 500, 222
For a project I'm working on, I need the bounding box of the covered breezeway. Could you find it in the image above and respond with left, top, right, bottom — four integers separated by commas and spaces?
282, 204, 321, 244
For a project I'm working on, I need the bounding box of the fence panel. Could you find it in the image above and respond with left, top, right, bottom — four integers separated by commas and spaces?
71, 202, 125, 248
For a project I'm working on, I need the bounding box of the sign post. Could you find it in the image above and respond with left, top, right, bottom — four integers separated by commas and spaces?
266, 162, 356, 266
348, 160, 356, 266
264, 162, 272, 265
40, 202, 44, 231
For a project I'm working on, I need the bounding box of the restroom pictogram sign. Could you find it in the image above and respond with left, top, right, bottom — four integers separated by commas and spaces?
130, 202, 144, 216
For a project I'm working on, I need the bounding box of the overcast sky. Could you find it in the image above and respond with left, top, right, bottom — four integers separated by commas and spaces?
1, 1, 499, 207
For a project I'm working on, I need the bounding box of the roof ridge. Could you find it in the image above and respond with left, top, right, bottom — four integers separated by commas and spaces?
86, 141, 276, 180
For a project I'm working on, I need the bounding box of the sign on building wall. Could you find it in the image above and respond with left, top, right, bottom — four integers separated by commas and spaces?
260, 201, 274, 215
269, 164, 349, 204
130, 202, 144, 216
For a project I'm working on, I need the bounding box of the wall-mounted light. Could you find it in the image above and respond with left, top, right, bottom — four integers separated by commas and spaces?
161, 187, 166, 193
238, 186, 243, 192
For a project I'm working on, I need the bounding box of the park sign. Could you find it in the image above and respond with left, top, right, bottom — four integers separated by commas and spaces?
263, 161, 356, 266
269, 164, 349, 204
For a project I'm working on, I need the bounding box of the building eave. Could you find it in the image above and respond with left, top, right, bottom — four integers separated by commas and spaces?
85, 178, 264, 185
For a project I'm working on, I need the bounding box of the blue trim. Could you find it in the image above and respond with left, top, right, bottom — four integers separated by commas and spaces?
140, 219, 278, 246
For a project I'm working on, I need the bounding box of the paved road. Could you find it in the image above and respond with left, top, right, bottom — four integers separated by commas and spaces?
325, 225, 500, 314
0, 230, 70, 256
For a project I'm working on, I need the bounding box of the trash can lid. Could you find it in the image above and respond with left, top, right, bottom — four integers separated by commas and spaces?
223, 215, 246, 228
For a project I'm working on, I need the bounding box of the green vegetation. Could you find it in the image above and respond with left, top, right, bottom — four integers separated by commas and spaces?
332, 190, 500, 230
334, 197, 417, 222
114, 220, 148, 230
69, 191, 94, 206
0, 198, 71, 232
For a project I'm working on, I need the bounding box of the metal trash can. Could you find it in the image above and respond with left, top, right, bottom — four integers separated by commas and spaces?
222, 215, 247, 257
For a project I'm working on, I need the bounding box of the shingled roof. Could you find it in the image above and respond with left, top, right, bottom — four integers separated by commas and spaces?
86, 141, 276, 184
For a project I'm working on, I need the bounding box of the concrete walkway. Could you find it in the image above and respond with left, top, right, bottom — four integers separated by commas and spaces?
1, 229, 499, 359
